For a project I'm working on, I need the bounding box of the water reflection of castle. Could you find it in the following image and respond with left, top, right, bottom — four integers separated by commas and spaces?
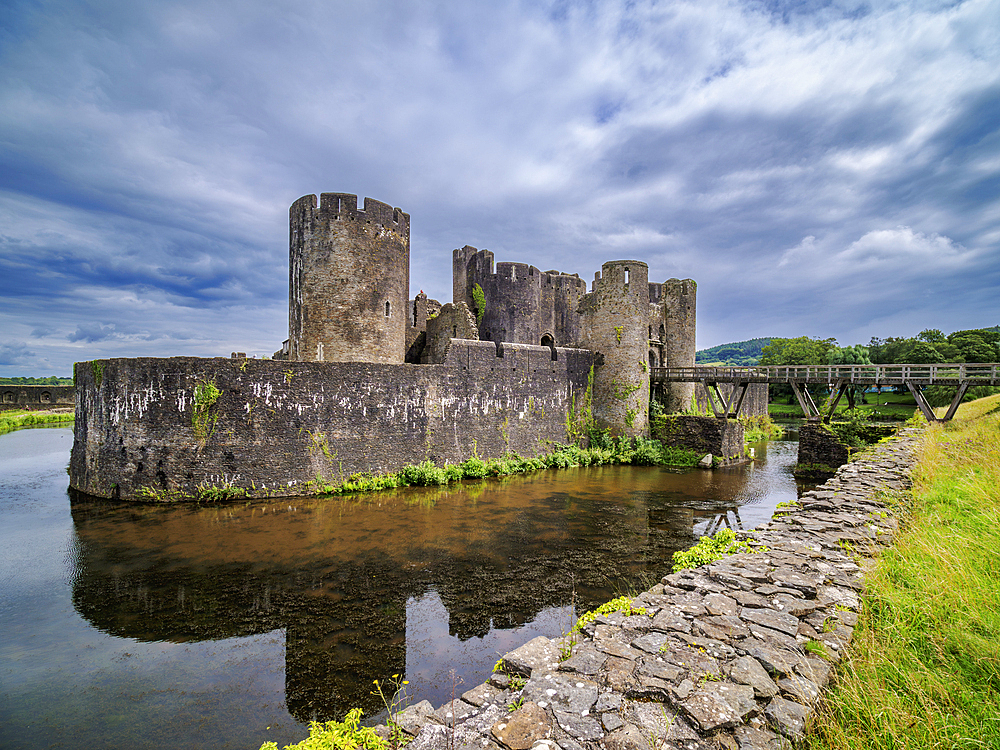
69, 459, 791, 722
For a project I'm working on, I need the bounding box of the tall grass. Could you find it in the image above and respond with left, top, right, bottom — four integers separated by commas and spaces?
805, 394, 1000, 750
0, 410, 74, 436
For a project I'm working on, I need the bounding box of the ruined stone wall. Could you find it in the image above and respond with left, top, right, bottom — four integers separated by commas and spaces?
539, 270, 588, 348
69, 342, 594, 501
421, 303, 479, 364
650, 415, 746, 465
797, 422, 896, 473
405, 292, 443, 363
797, 424, 850, 472
578, 261, 651, 437
0, 384, 75, 411
454, 247, 588, 349
289, 193, 409, 363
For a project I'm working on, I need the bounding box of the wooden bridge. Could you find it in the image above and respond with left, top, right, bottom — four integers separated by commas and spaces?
650, 363, 1000, 423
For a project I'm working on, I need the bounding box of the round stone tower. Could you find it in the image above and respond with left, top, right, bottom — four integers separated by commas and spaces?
288, 193, 410, 363
660, 278, 697, 412
579, 260, 651, 437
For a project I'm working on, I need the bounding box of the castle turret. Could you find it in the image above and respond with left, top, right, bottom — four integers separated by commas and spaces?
659, 279, 697, 412
579, 261, 651, 437
288, 193, 410, 363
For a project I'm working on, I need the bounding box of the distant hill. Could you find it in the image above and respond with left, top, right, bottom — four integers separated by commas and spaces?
695, 338, 772, 366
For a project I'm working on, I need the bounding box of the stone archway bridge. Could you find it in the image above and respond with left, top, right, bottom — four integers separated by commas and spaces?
651, 363, 1000, 423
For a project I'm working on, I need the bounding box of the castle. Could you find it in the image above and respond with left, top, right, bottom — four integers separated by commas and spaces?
69, 193, 699, 501
276, 192, 697, 434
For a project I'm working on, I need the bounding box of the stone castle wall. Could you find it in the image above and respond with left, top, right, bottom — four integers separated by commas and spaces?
454, 246, 588, 349
69, 342, 594, 501
651, 415, 746, 465
0, 384, 75, 411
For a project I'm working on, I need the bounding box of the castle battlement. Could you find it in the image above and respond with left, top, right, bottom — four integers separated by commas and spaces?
591, 260, 648, 301
494, 261, 539, 283
292, 193, 410, 234
460, 250, 586, 294
649, 277, 697, 305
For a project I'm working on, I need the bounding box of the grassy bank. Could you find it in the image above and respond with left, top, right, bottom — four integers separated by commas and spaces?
805, 394, 1000, 749
0, 409, 74, 436
769, 391, 919, 421
316, 438, 700, 496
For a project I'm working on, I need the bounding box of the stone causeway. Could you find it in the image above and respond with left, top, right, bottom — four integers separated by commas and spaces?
381, 429, 920, 750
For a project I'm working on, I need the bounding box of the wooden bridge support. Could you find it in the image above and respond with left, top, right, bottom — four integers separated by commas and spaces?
790, 382, 821, 422
792, 380, 865, 423
701, 379, 750, 419
906, 381, 969, 423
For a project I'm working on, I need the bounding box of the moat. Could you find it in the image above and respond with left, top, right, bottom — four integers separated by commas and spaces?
1, 426, 802, 750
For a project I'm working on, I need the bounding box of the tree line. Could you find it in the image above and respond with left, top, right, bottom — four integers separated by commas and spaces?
758, 327, 1000, 367
758, 328, 1000, 408
0, 376, 73, 385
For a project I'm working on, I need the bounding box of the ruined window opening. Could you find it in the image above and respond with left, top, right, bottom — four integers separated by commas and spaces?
41, 391, 51, 403
649, 351, 657, 369
385, 300, 391, 317
659, 324, 665, 341
2, 392, 13, 403
412, 301, 417, 327
648, 326, 652, 339
541, 333, 557, 361
624, 267, 630, 285
453, 325, 457, 337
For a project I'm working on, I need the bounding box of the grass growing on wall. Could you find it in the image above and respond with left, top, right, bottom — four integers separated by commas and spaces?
805, 393, 1000, 750
0, 410, 74, 436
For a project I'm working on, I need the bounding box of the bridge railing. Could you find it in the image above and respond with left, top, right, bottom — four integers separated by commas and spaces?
651, 363, 1000, 385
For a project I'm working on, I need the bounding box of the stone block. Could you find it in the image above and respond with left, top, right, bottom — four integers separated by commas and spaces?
501, 636, 563, 677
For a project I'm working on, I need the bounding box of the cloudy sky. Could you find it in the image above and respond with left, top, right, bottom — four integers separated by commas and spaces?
2, 0, 998, 375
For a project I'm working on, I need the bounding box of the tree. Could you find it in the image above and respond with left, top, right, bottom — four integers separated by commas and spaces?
759, 337, 836, 366
907, 341, 946, 364
948, 329, 1000, 363
827, 345, 872, 365
917, 328, 946, 343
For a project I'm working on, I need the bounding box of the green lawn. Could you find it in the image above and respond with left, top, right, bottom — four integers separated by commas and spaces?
0, 409, 74, 435
768, 391, 919, 421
